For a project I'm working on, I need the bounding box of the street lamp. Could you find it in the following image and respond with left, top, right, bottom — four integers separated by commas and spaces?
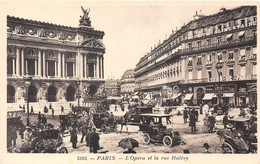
215, 63, 223, 106
24, 70, 32, 126
77, 78, 81, 107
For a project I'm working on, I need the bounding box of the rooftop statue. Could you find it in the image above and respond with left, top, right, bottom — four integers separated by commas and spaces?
79, 6, 91, 26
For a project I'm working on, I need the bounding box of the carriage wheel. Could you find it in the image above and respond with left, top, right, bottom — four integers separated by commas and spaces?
59, 147, 68, 153
163, 136, 173, 147
143, 133, 151, 144
214, 142, 234, 154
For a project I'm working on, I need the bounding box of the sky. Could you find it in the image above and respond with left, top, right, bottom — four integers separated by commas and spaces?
1, 1, 250, 79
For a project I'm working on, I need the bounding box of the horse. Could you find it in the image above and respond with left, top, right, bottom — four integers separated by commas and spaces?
113, 112, 132, 134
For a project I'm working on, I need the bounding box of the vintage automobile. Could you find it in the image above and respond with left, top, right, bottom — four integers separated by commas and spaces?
139, 113, 185, 147
128, 106, 153, 125
214, 118, 257, 154
32, 129, 68, 153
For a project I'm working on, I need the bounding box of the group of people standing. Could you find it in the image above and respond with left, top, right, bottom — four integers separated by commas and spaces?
70, 125, 100, 153
202, 113, 216, 133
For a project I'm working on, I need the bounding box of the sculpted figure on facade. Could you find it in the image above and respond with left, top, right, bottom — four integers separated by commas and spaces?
79, 6, 91, 26
15, 25, 26, 34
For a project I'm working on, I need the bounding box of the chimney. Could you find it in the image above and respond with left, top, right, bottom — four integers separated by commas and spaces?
220, 8, 226, 13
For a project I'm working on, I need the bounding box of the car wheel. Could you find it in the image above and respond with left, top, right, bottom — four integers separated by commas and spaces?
214, 142, 234, 154
163, 136, 173, 147
59, 147, 68, 154
143, 133, 151, 144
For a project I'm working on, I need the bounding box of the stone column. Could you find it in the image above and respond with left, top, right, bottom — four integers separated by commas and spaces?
46, 61, 48, 77
35, 60, 37, 75
38, 50, 41, 77
21, 48, 24, 76
73, 62, 76, 77
16, 48, 20, 76
43, 50, 46, 77
25, 59, 28, 74
94, 63, 96, 78
54, 61, 57, 76
102, 57, 104, 79
96, 55, 99, 79
85, 55, 88, 78
58, 52, 61, 77
12, 58, 15, 75
62, 53, 65, 78
100, 56, 102, 79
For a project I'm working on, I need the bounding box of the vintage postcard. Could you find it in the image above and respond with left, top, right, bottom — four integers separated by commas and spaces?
0, 0, 259, 164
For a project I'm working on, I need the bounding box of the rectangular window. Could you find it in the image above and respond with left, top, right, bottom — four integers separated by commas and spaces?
7, 58, 13, 74
217, 53, 222, 62
188, 43, 192, 50
217, 37, 222, 44
48, 61, 55, 76
208, 71, 212, 80
197, 41, 201, 47
67, 62, 74, 77
197, 57, 202, 65
218, 25, 222, 31
229, 69, 234, 79
228, 51, 234, 59
28, 59, 35, 75
241, 19, 245, 26
207, 39, 211, 46
240, 49, 246, 60
207, 54, 212, 62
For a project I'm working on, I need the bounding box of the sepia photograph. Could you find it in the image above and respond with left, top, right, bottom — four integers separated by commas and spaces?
1, 1, 259, 162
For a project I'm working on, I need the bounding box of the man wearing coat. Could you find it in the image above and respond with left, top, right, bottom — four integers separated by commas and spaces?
189, 109, 196, 134
70, 126, 78, 148
89, 128, 100, 153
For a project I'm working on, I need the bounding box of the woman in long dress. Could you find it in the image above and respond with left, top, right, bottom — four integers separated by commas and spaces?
202, 115, 209, 133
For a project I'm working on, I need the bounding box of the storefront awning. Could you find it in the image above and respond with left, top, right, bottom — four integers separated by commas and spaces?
183, 94, 193, 101
171, 93, 182, 100
226, 33, 233, 39
202, 93, 216, 100
223, 93, 234, 97
238, 31, 245, 36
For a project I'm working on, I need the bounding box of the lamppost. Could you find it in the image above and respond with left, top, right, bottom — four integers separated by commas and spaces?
24, 70, 32, 126
215, 63, 223, 106
77, 78, 81, 107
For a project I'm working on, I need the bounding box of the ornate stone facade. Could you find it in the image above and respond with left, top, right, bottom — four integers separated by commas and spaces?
7, 10, 105, 105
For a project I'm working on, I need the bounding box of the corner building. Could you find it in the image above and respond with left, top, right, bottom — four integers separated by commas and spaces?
135, 6, 257, 106
120, 69, 135, 97
7, 13, 105, 106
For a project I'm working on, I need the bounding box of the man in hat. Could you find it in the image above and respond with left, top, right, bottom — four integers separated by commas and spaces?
189, 108, 196, 134
89, 128, 100, 153
70, 125, 78, 149
183, 108, 188, 124
223, 113, 228, 129
203, 143, 211, 153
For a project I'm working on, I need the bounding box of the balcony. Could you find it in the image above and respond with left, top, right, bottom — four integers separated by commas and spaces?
249, 54, 257, 64
205, 61, 212, 69
180, 36, 256, 55
187, 62, 193, 70
238, 57, 247, 65
196, 61, 203, 69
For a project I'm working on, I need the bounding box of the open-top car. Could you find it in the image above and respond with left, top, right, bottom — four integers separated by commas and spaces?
33, 129, 68, 153
138, 113, 185, 147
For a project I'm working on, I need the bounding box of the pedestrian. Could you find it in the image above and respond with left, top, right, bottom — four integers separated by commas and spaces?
30, 106, 34, 114
38, 112, 42, 123
10, 125, 17, 147
183, 108, 188, 124
70, 125, 78, 149
202, 114, 209, 133
115, 104, 118, 112
52, 108, 55, 117
194, 108, 199, 122
61, 105, 64, 114
189, 109, 196, 134
86, 128, 92, 148
81, 123, 88, 143
200, 103, 203, 114
42, 115, 47, 126
203, 143, 211, 153
208, 114, 216, 133
202, 103, 209, 116
223, 113, 228, 129
90, 128, 100, 153
49, 103, 52, 110
23, 105, 25, 112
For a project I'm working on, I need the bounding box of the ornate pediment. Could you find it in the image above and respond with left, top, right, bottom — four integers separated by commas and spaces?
81, 39, 105, 49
